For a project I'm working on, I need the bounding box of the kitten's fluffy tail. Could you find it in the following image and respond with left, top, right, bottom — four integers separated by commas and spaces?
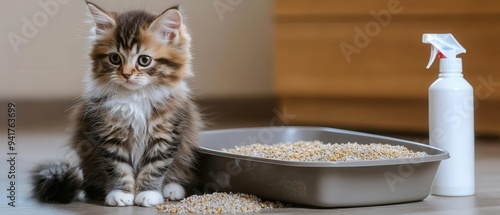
32, 161, 83, 203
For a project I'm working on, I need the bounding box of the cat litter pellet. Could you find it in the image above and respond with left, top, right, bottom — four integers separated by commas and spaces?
156, 192, 283, 214
223, 141, 428, 162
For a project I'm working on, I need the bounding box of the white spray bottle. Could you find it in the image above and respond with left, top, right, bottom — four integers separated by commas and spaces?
423, 33, 474, 196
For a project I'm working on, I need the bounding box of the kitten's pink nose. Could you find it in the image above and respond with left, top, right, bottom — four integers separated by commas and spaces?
122, 72, 132, 80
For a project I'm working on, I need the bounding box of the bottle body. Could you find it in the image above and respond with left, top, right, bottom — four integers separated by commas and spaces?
429, 73, 475, 196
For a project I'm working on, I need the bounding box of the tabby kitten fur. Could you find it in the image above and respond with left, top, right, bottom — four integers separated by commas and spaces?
32, 2, 202, 207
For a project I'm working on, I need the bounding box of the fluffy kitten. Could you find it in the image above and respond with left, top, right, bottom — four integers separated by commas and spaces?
32, 2, 202, 207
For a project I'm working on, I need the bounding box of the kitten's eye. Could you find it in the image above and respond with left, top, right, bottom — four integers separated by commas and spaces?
137, 55, 152, 67
109, 53, 122, 65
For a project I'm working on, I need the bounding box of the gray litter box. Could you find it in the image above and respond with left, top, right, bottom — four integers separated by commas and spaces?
198, 126, 449, 207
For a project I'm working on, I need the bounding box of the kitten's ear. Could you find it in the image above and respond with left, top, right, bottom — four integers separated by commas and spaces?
149, 8, 182, 43
86, 2, 115, 35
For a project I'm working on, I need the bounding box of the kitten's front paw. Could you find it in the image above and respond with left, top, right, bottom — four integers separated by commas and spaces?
163, 182, 186, 200
135, 190, 164, 207
105, 190, 134, 207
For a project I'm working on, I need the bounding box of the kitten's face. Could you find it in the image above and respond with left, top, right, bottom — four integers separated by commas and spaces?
86, 3, 191, 92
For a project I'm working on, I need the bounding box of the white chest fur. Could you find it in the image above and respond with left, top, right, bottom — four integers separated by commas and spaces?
105, 92, 151, 138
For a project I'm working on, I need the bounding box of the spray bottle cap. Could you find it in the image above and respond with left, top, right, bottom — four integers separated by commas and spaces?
422, 33, 466, 73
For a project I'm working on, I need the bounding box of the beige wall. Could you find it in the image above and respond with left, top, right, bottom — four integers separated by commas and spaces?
0, 0, 273, 100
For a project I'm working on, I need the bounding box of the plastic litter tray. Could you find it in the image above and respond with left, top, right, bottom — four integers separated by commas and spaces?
198, 126, 449, 207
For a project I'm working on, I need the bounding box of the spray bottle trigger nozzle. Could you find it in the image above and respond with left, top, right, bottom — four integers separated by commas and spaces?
423, 33, 466, 70
426, 46, 438, 69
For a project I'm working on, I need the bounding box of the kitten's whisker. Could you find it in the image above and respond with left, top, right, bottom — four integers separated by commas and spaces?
75, 35, 89, 40
74, 27, 89, 33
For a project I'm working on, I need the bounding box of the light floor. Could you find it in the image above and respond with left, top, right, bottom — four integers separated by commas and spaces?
1, 102, 499, 215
